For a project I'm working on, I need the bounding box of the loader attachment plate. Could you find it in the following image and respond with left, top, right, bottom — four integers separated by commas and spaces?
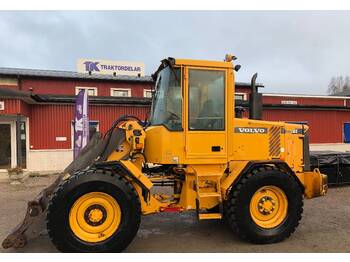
2, 175, 63, 249
2, 128, 126, 249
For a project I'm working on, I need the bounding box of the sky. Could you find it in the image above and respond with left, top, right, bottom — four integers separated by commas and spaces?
0, 11, 349, 94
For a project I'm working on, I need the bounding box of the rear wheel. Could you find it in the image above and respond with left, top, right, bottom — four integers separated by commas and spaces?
225, 166, 303, 244
46, 168, 141, 252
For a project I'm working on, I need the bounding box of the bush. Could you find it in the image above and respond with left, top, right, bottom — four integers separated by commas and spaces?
7, 166, 24, 175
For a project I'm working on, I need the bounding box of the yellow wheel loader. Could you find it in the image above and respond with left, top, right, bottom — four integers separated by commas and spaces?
2, 55, 327, 252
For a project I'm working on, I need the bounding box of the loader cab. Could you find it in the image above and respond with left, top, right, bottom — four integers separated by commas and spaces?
145, 58, 235, 165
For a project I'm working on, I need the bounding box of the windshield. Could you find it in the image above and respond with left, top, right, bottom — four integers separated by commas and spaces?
150, 66, 182, 131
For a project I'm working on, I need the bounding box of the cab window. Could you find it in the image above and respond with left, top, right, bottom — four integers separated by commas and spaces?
150, 67, 182, 131
188, 69, 225, 131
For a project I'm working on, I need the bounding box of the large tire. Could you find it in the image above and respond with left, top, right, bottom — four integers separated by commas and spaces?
46, 168, 141, 252
225, 166, 303, 244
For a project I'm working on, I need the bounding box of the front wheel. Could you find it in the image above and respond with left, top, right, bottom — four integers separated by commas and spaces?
46, 168, 141, 252
225, 166, 303, 244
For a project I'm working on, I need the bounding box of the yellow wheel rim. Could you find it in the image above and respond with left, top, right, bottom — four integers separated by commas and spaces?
249, 185, 288, 229
69, 192, 121, 243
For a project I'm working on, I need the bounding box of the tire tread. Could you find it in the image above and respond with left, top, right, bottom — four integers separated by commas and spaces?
225, 165, 304, 244
46, 167, 140, 252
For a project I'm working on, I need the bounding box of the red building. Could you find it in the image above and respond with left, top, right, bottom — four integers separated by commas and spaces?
1, 66, 350, 172
234, 84, 350, 145
0, 68, 153, 172
262, 94, 350, 144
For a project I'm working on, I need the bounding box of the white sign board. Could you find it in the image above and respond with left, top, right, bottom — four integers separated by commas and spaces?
281, 100, 298, 105
77, 59, 145, 77
56, 137, 67, 142
0, 101, 4, 111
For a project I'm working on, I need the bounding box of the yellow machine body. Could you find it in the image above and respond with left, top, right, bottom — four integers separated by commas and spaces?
106, 57, 327, 216
2, 56, 328, 251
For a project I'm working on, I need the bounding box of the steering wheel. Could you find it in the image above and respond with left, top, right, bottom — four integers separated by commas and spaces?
166, 110, 180, 121
157, 108, 180, 123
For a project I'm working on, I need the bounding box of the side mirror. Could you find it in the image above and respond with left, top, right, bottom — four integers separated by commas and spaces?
234, 65, 241, 72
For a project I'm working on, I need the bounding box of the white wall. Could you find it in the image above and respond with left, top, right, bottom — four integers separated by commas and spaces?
27, 149, 73, 172
310, 143, 350, 152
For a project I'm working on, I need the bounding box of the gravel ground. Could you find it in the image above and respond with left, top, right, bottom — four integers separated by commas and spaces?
0, 175, 350, 253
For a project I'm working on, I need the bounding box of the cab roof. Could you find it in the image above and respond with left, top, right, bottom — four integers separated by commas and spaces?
152, 57, 235, 81
174, 58, 234, 69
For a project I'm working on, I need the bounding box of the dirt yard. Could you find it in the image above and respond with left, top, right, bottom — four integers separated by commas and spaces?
0, 175, 350, 253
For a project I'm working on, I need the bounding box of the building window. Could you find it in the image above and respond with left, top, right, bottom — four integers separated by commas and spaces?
144, 89, 153, 98
235, 93, 247, 101
75, 87, 97, 96
110, 88, 131, 97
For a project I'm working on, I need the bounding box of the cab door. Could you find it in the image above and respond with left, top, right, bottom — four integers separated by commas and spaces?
184, 67, 228, 163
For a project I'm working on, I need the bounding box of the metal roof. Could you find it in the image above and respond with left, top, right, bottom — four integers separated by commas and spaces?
0, 67, 154, 83
0, 87, 152, 106
331, 90, 350, 96
0, 66, 262, 87
263, 92, 350, 99
32, 94, 152, 105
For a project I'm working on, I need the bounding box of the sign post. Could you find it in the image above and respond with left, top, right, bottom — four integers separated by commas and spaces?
73, 89, 89, 159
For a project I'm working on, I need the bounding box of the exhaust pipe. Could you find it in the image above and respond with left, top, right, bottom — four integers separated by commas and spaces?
249, 73, 263, 120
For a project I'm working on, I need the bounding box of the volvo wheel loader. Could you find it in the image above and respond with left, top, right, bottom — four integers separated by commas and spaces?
2, 55, 327, 252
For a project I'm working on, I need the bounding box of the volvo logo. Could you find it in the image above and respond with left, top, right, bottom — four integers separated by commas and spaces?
234, 127, 268, 134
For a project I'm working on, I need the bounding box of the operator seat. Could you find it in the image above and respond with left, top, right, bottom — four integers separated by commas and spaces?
196, 100, 215, 130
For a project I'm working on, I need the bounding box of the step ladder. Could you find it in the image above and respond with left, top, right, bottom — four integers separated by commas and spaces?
195, 172, 223, 220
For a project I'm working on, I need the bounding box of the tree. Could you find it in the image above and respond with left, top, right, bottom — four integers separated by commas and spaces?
327, 75, 350, 95
344, 76, 350, 92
